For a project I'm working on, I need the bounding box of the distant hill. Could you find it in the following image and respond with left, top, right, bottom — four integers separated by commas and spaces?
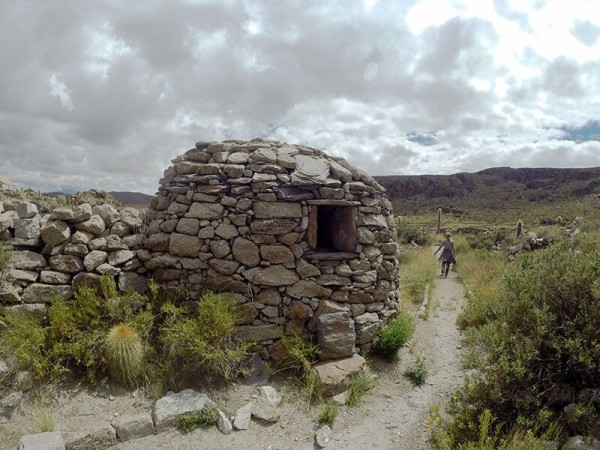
108, 191, 154, 206
374, 167, 600, 225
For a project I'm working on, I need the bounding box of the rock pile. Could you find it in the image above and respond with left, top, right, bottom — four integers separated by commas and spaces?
0, 199, 147, 316
143, 139, 400, 359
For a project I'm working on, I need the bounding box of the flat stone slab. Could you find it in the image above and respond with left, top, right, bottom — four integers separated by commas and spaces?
64, 421, 116, 450
18, 432, 65, 450
313, 354, 366, 397
112, 411, 155, 441
152, 389, 213, 432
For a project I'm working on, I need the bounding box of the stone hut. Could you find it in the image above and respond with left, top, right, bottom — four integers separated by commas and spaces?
142, 139, 400, 361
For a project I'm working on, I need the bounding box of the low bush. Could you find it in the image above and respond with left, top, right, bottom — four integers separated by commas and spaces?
397, 223, 431, 246
0, 276, 152, 383
405, 359, 428, 386
280, 332, 322, 403
319, 402, 339, 425
446, 235, 600, 445
347, 373, 376, 407
177, 405, 220, 432
158, 293, 251, 382
372, 312, 415, 360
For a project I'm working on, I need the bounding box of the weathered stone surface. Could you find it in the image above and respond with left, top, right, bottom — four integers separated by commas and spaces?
18, 432, 65, 450
259, 386, 282, 407
169, 233, 200, 257
243, 265, 299, 286
118, 272, 148, 294
286, 280, 332, 299
95, 263, 120, 275
254, 202, 302, 219
16, 202, 38, 219
119, 207, 143, 229
233, 402, 253, 430
11, 269, 39, 282
561, 436, 600, 450
296, 259, 321, 278
11, 250, 46, 270
0, 211, 15, 232
22, 284, 72, 303
74, 204, 92, 222
252, 401, 280, 423
14, 218, 41, 240
74, 215, 106, 235
236, 324, 282, 342
64, 421, 117, 450
144, 254, 179, 270
107, 250, 135, 266
187, 202, 224, 219
175, 218, 200, 235
83, 250, 108, 271
291, 155, 330, 185
152, 389, 213, 432
209, 240, 230, 258
111, 412, 155, 441
144, 232, 170, 251
217, 410, 233, 435
0, 284, 21, 303
214, 223, 238, 239
313, 354, 366, 396
63, 243, 89, 257
53, 207, 75, 221
255, 288, 281, 306
287, 300, 314, 320
232, 238, 260, 267
49, 255, 84, 273
209, 259, 240, 275
71, 273, 101, 291
92, 204, 120, 227
317, 312, 355, 360
250, 218, 298, 234
260, 245, 295, 264
315, 425, 332, 448
39, 270, 71, 284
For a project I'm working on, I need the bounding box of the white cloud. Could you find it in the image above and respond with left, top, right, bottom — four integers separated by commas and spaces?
0, 0, 598, 194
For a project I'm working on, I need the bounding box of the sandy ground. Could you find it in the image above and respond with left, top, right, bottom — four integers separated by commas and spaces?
2, 255, 466, 450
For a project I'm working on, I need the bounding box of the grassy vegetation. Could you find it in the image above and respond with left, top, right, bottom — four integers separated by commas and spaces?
435, 225, 600, 448
177, 405, 220, 432
0, 276, 252, 391
405, 358, 428, 386
398, 245, 437, 309
372, 311, 415, 361
346, 373, 376, 407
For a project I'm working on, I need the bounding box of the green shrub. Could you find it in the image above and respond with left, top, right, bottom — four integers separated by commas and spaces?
319, 402, 338, 425
397, 223, 431, 246
447, 235, 600, 444
104, 324, 145, 388
405, 359, 428, 386
347, 373, 376, 406
177, 405, 220, 432
0, 310, 49, 378
158, 293, 251, 382
0, 276, 152, 382
372, 312, 415, 360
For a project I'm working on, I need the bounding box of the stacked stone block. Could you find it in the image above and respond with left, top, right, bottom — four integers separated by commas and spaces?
143, 139, 400, 360
0, 199, 147, 317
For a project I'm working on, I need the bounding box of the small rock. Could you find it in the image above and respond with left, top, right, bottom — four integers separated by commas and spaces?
252, 401, 280, 424
259, 386, 282, 407
233, 402, 253, 430
217, 410, 233, 435
315, 425, 332, 448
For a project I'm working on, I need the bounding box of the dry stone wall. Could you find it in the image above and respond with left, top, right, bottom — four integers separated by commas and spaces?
143, 139, 400, 360
0, 197, 147, 319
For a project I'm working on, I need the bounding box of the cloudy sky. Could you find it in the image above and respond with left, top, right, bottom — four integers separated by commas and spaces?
1, 0, 599, 194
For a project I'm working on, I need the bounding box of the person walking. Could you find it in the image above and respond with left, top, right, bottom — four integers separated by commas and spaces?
434, 231, 456, 278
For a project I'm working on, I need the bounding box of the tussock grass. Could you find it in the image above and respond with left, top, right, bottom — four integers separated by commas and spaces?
399, 246, 437, 309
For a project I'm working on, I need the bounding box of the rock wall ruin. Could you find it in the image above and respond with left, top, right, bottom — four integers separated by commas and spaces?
0, 139, 400, 362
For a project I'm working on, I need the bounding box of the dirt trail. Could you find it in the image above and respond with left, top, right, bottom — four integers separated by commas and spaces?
109, 254, 467, 450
